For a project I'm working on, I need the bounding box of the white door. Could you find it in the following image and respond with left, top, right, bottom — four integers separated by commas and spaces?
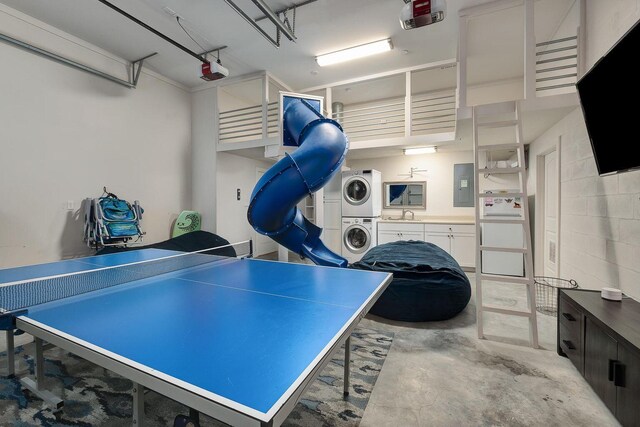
543, 149, 559, 277
253, 168, 278, 257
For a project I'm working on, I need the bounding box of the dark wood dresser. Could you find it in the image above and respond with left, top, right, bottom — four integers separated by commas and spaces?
558, 289, 640, 427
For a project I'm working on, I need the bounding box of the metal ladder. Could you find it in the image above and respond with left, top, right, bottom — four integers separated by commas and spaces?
473, 101, 539, 349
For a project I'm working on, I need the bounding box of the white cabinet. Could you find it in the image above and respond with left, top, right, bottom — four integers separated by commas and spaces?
322, 199, 342, 254
322, 173, 343, 254
450, 226, 476, 269
377, 222, 425, 245
424, 224, 476, 269
377, 221, 476, 269
378, 230, 425, 245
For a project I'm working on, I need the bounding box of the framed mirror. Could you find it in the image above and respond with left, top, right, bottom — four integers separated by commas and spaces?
383, 181, 426, 209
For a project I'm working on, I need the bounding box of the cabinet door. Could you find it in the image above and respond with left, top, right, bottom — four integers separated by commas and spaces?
450, 232, 475, 268
322, 229, 342, 255
584, 317, 618, 414
424, 231, 451, 254
399, 231, 425, 241
378, 231, 402, 245
323, 200, 341, 229
616, 344, 640, 427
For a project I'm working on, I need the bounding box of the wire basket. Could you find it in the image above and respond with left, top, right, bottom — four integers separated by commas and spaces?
534, 276, 578, 316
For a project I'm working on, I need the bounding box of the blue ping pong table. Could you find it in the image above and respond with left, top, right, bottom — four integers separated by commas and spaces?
0, 248, 392, 426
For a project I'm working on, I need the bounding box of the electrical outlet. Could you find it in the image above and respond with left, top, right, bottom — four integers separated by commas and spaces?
66, 200, 75, 210
237, 189, 241, 201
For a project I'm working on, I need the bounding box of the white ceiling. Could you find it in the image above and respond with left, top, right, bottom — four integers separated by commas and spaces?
0, 0, 551, 89
0, 0, 579, 160
0, 0, 577, 89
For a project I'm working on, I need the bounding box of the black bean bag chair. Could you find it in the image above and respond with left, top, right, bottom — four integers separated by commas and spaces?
350, 240, 471, 322
96, 230, 237, 257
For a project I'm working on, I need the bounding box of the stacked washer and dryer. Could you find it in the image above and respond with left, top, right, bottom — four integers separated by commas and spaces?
341, 169, 382, 264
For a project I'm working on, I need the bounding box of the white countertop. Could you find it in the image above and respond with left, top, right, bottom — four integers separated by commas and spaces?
378, 215, 475, 225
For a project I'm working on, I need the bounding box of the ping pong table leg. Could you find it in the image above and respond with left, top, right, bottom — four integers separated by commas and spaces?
343, 335, 351, 397
20, 337, 64, 411
132, 382, 145, 426
5, 329, 15, 377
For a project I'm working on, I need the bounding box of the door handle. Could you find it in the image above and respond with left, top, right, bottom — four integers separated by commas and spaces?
562, 340, 575, 350
562, 312, 576, 322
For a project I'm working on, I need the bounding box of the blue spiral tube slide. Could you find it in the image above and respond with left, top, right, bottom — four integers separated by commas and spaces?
247, 98, 349, 268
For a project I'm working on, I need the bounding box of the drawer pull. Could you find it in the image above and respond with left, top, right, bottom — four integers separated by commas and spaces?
562, 312, 576, 322
609, 360, 625, 387
608, 359, 615, 381
562, 339, 576, 350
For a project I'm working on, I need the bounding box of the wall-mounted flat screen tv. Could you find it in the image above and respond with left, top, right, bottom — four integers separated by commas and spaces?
576, 19, 640, 176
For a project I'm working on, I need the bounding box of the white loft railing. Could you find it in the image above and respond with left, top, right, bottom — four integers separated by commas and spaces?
333, 98, 405, 141
218, 101, 278, 144
331, 88, 456, 143
411, 89, 456, 135
536, 35, 578, 96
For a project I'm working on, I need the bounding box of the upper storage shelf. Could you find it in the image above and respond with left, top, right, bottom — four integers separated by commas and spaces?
215, 63, 459, 156
216, 72, 287, 151
309, 63, 458, 150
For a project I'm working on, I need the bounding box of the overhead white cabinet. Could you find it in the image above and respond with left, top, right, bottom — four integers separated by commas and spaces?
377, 221, 476, 269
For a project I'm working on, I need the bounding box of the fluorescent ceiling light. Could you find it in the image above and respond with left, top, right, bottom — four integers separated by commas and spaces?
404, 146, 437, 155
316, 39, 393, 67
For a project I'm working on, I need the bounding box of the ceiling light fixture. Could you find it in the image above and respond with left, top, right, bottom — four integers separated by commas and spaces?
404, 146, 437, 155
315, 39, 393, 67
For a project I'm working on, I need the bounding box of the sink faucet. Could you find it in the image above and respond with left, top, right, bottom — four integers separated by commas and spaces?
401, 209, 415, 220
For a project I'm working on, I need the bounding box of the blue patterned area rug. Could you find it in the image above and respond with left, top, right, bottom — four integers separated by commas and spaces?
0, 327, 393, 426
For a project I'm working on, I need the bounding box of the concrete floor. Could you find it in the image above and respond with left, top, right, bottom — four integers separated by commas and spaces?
0, 262, 621, 426
358, 273, 620, 427
253, 252, 619, 426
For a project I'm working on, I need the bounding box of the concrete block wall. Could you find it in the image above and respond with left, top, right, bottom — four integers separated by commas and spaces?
529, 108, 640, 300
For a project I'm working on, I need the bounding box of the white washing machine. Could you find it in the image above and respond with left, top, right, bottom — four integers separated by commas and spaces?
341, 217, 378, 264
342, 169, 382, 217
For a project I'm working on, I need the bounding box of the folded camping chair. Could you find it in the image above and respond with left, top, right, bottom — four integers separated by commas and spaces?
83, 188, 144, 250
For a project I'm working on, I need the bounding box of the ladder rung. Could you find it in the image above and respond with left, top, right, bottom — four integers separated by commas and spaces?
476, 143, 522, 151
478, 167, 523, 174
477, 120, 518, 129
479, 218, 525, 224
479, 273, 532, 284
482, 305, 534, 317
478, 192, 523, 198
480, 245, 527, 253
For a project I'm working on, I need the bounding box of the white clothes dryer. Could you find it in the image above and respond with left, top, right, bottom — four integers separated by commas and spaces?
341, 170, 382, 217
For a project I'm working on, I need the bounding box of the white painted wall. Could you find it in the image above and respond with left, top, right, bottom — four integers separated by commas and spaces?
0, 5, 192, 267
528, 108, 640, 300
347, 151, 475, 218
585, 0, 640, 70
525, 0, 640, 299
191, 87, 217, 233
215, 152, 273, 245
467, 78, 525, 106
